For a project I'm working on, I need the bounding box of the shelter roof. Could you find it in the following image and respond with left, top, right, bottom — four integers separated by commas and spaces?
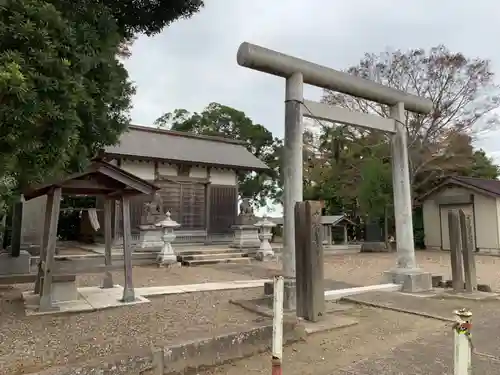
23, 160, 158, 201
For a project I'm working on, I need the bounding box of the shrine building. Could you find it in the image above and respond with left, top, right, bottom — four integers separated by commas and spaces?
20, 125, 269, 248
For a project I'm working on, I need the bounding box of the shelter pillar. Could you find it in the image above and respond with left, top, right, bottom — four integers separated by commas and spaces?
283, 72, 304, 310
39, 187, 62, 311
101, 198, 114, 289
384, 102, 432, 291
120, 195, 135, 302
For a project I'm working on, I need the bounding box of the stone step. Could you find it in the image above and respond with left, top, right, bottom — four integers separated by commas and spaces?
182, 257, 252, 266
177, 248, 244, 256
179, 252, 247, 261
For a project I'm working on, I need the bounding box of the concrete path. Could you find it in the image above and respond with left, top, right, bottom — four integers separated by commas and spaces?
136, 279, 269, 297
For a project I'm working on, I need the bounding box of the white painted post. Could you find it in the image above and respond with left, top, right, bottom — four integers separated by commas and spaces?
272, 275, 284, 375
453, 308, 472, 375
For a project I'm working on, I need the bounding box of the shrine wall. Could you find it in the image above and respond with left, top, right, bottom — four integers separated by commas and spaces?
118, 159, 237, 186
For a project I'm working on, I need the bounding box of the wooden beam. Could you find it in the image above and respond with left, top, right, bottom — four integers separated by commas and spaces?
61, 179, 119, 191
9, 197, 23, 257
120, 195, 135, 302
294, 201, 307, 318
101, 198, 114, 288
39, 187, 62, 311
294, 201, 325, 322
34, 195, 51, 294
302, 99, 396, 133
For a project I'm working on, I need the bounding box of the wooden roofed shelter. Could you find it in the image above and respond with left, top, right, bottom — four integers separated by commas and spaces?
23, 160, 158, 312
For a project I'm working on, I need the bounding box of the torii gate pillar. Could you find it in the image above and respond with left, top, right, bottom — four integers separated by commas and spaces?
237, 43, 433, 307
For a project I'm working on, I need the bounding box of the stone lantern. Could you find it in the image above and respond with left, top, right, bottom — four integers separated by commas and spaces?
254, 214, 277, 261
155, 212, 181, 267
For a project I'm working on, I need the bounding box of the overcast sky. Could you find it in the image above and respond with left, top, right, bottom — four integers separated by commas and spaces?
123, 0, 500, 161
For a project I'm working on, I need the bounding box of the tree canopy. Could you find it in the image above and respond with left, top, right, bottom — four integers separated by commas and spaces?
0, 0, 204, 210
155, 102, 281, 207
322, 45, 500, 200
304, 45, 500, 238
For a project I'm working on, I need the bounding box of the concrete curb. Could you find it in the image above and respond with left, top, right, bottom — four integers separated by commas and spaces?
27, 322, 302, 375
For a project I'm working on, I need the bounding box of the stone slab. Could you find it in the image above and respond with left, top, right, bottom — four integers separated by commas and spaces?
23, 285, 151, 316
231, 296, 354, 319
0, 250, 30, 275
360, 241, 390, 253
137, 279, 269, 297
79, 286, 150, 310
383, 268, 432, 292
264, 279, 357, 296
299, 313, 359, 334
51, 281, 78, 302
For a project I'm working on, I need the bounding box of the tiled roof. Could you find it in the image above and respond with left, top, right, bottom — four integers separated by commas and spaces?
104, 125, 269, 171
450, 176, 500, 196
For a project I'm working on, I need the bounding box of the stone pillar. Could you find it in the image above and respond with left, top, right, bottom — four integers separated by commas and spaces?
254, 215, 276, 261
384, 102, 431, 292
343, 225, 348, 245
155, 212, 180, 267
283, 72, 304, 310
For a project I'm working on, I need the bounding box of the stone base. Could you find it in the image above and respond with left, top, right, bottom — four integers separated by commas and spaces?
360, 242, 390, 253
157, 253, 180, 268
0, 250, 31, 275
283, 278, 296, 311
384, 268, 432, 292
51, 280, 78, 302
138, 226, 163, 250
255, 249, 275, 261
230, 225, 260, 250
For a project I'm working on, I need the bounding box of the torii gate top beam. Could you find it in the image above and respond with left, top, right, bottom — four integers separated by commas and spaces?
237, 42, 433, 115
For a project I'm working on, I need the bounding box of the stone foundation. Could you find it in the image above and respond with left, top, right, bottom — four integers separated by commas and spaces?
384, 268, 432, 292
0, 250, 31, 275
230, 225, 260, 250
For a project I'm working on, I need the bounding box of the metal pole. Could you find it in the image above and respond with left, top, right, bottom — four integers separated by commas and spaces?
283, 72, 303, 310
272, 275, 284, 375
453, 308, 472, 375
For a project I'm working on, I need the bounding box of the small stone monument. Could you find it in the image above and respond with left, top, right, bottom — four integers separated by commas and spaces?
231, 198, 260, 252
137, 193, 165, 250
155, 211, 181, 267
254, 214, 276, 261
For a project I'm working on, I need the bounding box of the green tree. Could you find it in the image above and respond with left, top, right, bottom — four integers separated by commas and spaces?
155, 103, 281, 207
463, 149, 499, 179
0, 0, 205, 203
0, 0, 133, 196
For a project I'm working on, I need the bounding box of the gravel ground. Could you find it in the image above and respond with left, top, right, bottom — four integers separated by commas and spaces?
5, 249, 499, 374
0, 287, 263, 375
200, 306, 448, 375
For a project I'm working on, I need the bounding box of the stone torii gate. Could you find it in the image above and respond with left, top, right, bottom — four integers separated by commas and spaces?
237, 42, 433, 309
